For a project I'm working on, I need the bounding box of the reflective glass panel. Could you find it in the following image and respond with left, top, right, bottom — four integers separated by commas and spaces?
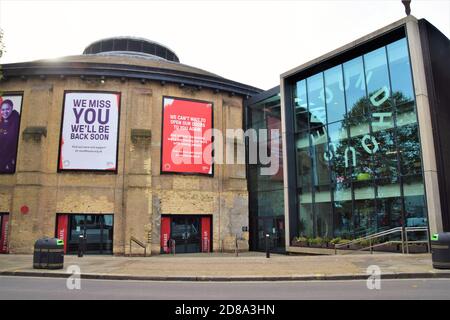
324, 65, 346, 123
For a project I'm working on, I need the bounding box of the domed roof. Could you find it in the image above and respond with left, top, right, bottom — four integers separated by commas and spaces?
83, 37, 180, 63
1, 37, 262, 97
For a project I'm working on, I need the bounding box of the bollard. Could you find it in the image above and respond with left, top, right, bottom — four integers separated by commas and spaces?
265, 234, 270, 258
78, 235, 85, 257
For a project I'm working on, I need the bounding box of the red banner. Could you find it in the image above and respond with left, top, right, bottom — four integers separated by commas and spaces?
160, 216, 171, 253
0, 214, 9, 254
56, 214, 68, 253
161, 97, 213, 175
201, 216, 211, 253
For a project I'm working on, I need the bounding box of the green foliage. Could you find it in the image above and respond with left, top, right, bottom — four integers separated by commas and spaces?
308, 237, 324, 246
330, 237, 342, 245
295, 236, 308, 242
337, 239, 352, 245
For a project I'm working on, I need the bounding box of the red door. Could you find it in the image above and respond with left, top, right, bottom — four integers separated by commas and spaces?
0, 214, 10, 254
56, 214, 69, 254
201, 216, 211, 253
160, 216, 171, 253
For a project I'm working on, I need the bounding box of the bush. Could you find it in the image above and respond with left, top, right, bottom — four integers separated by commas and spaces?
330, 237, 342, 245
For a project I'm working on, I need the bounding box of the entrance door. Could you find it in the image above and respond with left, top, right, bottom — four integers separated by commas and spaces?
65, 214, 114, 255
170, 216, 201, 253
0, 213, 9, 254
164, 215, 210, 254
257, 215, 285, 253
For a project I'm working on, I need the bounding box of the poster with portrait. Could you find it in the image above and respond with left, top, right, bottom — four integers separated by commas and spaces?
0, 94, 23, 174
59, 91, 121, 171
161, 97, 213, 175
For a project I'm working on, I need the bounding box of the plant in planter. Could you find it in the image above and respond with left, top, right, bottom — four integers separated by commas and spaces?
330, 237, 342, 248
308, 237, 324, 248
292, 236, 308, 247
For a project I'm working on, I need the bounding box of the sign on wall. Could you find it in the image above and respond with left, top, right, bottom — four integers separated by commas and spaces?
161, 97, 213, 175
0, 94, 23, 174
59, 91, 121, 171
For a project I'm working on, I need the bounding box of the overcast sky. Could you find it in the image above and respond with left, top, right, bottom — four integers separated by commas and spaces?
0, 0, 449, 90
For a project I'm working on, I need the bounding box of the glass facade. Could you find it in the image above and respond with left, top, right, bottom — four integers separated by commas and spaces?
247, 93, 285, 252
292, 37, 427, 242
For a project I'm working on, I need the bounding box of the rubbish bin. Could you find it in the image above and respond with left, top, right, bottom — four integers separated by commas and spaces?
33, 237, 64, 269
431, 232, 450, 269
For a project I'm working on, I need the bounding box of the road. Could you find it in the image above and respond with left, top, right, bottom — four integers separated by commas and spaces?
0, 276, 449, 300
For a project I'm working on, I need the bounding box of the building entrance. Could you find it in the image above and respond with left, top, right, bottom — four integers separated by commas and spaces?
160, 215, 211, 254
56, 214, 114, 255
257, 215, 285, 253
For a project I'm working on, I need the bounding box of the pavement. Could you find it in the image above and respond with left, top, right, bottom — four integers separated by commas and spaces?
0, 252, 449, 281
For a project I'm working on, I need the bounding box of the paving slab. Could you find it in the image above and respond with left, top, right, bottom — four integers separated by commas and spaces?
0, 252, 449, 281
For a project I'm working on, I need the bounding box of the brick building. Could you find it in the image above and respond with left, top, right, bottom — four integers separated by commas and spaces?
0, 37, 260, 255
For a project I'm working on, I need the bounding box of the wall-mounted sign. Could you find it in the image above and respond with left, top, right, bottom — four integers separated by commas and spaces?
161, 97, 213, 175
0, 94, 23, 174
59, 91, 121, 172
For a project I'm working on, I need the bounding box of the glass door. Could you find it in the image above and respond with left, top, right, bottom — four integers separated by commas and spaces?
171, 216, 188, 253
67, 214, 113, 255
185, 216, 201, 253
170, 216, 202, 253
257, 216, 285, 253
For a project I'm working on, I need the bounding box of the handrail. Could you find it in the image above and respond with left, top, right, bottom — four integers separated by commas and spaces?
334, 227, 403, 251
130, 236, 147, 257
405, 226, 429, 254
334, 226, 429, 255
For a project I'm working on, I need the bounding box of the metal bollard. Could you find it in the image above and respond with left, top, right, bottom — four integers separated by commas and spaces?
78, 235, 85, 257
265, 234, 270, 258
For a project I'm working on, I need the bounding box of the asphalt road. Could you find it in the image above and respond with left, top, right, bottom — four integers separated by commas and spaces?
0, 276, 449, 300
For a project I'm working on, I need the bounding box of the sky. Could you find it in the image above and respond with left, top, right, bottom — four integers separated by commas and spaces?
0, 0, 449, 90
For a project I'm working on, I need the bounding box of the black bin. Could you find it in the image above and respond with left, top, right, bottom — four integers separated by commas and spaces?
431, 232, 450, 269
33, 237, 64, 269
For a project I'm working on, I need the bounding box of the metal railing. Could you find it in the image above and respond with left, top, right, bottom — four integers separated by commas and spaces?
334, 226, 430, 255
130, 236, 147, 257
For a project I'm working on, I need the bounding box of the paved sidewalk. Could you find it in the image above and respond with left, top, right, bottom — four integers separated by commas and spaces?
0, 252, 449, 281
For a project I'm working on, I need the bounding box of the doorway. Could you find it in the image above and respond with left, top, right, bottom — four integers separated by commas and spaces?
57, 214, 114, 255
161, 215, 211, 254
257, 215, 285, 253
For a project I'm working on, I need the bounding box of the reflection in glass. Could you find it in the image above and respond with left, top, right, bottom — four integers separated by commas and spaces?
364, 47, 391, 112
292, 36, 426, 243
388, 38, 414, 104
343, 57, 367, 116
307, 73, 326, 128
295, 80, 309, 132
324, 65, 346, 123
247, 94, 285, 252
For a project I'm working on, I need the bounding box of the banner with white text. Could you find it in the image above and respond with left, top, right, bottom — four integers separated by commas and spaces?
161, 97, 213, 175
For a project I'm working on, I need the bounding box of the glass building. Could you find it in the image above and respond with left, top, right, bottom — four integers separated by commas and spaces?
292, 37, 426, 240
275, 16, 450, 253
245, 87, 285, 252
